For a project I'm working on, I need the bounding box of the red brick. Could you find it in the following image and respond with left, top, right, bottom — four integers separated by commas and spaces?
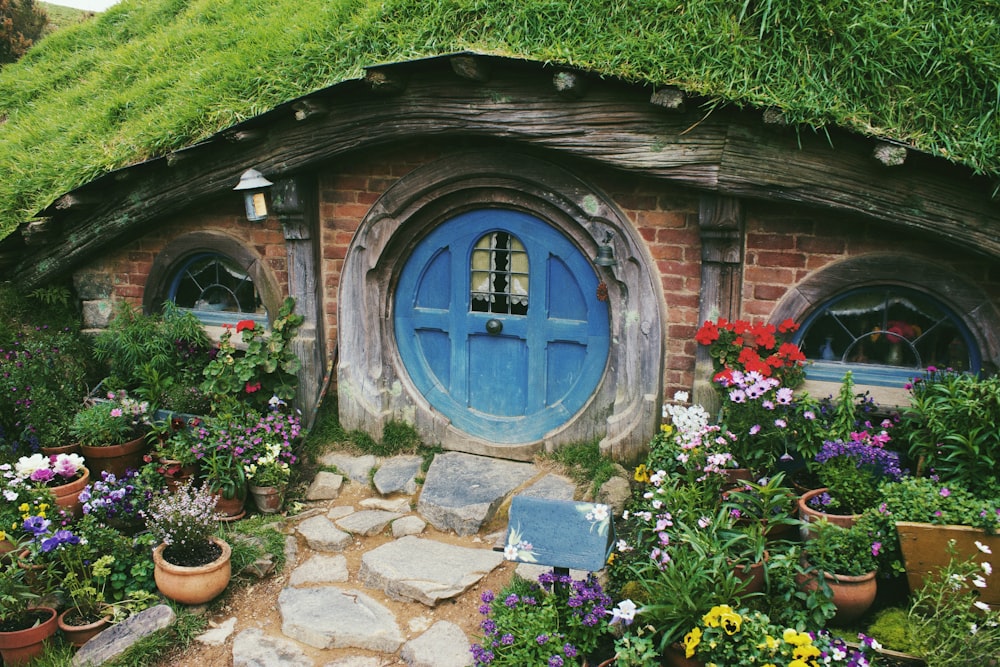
638, 227, 657, 242
754, 284, 789, 301
656, 259, 701, 279
747, 233, 794, 251
797, 236, 846, 254
637, 209, 687, 229
753, 250, 806, 268
648, 243, 683, 260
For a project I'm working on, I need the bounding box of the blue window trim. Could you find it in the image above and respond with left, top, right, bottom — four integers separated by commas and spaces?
793, 286, 980, 387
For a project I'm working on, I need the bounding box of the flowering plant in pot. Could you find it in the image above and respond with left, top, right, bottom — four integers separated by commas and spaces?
681, 604, 876, 666
695, 317, 808, 390
805, 432, 906, 517
80, 467, 164, 533
13, 452, 87, 487
70, 390, 150, 447
142, 480, 223, 567
0, 467, 54, 553
0, 559, 58, 665
471, 570, 618, 666
799, 518, 880, 624
650, 398, 740, 496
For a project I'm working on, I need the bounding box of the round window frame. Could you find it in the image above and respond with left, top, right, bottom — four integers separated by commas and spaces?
144, 231, 280, 328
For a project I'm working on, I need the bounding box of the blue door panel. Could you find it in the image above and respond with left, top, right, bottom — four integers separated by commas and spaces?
415, 329, 451, 389
468, 334, 528, 415
394, 209, 609, 443
546, 341, 586, 406
547, 256, 587, 321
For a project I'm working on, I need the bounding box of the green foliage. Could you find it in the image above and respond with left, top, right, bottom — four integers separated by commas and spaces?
903, 368, 1000, 497
866, 606, 918, 655
802, 518, 878, 577
200, 297, 303, 409
0, 0, 998, 237
546, 440, 617, 497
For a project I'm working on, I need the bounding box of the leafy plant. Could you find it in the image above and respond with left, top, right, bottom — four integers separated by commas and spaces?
903, 367, 1000, 497
812, 437, 904, 514
200, 297, 304, 409
878, 475, 1000, 533
70, 390, 150, 447
0, 560, 40, 629
803, 518, 878, 577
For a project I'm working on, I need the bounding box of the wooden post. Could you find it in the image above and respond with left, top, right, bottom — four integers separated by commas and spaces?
694, 195, 745, 415
272, 177, 325, 426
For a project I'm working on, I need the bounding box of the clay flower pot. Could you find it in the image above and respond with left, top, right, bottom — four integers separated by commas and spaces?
51, 466, 90, 519
797, 567, 877, 624
248, 484, 285, 514
797, 487, 861, 533
81, 435, 148, 480
0, 606, 58, 666
152, 536, 232, 605
57, 608, 111, 647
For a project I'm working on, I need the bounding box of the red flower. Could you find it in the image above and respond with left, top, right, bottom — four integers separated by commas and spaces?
236, 320, 256, 333
695, 321, 720, 346
778, 318, 799, 334
245, 381, 262, 394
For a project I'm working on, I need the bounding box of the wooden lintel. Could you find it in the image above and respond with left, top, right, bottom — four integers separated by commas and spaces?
365, 68, 407, 95
762, 107, 788, 126
22, 218, 57, 246
54, 192, 99, 210
450, 55, 491, 82
872, 141, 908, 167
650, 88, 685, 111
224, 128, 266, 143
293, 99, 327, 121
552, 70, 588, 99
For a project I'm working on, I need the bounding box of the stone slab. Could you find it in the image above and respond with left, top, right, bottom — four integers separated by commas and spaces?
336, 510, 404, 536
518, 473, 577, 500
290, 554, 350, 586
373, 455, 422, 496
297, 515, 353, 552
417, 452, 537, 535
318, 453, 378, 484
361, 497, 412, 513
306, 471, 344, 501
233, 627, 313, 667
391, 515, 427, 538
400, 621, 472, 667
73, 604, 176, 667
359, 535, 504, 606
279, 587, 403, 653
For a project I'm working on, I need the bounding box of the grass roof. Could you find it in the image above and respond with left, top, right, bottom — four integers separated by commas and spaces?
0, 0, 997, 238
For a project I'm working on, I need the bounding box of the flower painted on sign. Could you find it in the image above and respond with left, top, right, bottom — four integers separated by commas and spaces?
503, 525, 537, 562
578, 502, 611, 536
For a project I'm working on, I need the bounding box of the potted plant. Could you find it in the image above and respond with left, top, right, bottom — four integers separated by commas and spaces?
141, 480, 231, 605
722, 471, 799, 542
71, 390, 151, 479
80, 467, 164, 535
799, 434, 905, 528
878, 475, 1000, 606
0, 560, 58, 666
680, 604, 876, 666
798, 518, 880, 624
0, 468, 54, 558
148, 415, 202, 490
13, 451, 89, 518
241, 411, 300, 514
471, 570, 618, 666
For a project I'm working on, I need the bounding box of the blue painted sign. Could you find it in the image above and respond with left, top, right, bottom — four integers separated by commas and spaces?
503, 495, 616, 572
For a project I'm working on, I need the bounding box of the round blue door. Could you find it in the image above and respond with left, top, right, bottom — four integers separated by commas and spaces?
394, 209, 610, 443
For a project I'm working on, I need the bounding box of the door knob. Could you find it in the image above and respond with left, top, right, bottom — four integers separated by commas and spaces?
485, 319, 503, 335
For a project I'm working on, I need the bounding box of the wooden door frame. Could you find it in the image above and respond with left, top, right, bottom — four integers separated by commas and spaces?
337, 151, 665, 461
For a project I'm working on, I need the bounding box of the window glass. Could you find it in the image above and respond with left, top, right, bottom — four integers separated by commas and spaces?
470, 231, 529, 315
168, 253, 267, 327
797, 286, 978, 385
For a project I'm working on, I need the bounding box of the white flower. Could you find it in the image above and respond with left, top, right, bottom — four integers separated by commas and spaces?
14, 453, 49, 478
975, 540, 993, 554
2, 489, 17, 502
651, 499, 663, 510
610, 599, 637, 625
974, 601, 991, 612
673, 391, 689, 403
973, 575, 987, 588
970, 623, 979, 635
983, 562, 993, 576
503, 544, 519, 560
592, 504, 609, 522
621, 510, 629, 520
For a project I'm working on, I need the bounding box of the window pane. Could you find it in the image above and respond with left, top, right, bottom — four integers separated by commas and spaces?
469, 232, 528, 316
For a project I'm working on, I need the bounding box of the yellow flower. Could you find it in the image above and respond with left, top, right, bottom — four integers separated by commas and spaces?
703, 604, 742, 634
18, 503, 29, 513
794, 644, 820, 659
660, 423, 674, 435
782, 628, 812, 646
38, 503, 48, 512
606, 553, 617, 565
633, 464, 650, 483
764, 635, 779, 650
0, 530, 5, 541
683, 627, 702, 658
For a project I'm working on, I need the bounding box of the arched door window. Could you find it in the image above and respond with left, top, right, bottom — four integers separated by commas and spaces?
168, 252, 268, 327
470, 231, 529, 315
796, 286, 980, 386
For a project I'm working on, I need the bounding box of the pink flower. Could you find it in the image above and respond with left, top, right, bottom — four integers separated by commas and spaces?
939, 488, 951, 498
110, 408, 123, 417
872, 542, 882, 557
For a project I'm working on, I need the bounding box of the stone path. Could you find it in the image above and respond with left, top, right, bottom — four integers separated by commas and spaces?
76, 451, 611, 667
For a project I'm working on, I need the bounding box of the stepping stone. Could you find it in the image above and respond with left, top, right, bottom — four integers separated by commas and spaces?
400, 621, 472, 667
323, 658, 384, 667
373, 455, 422, 495
518, 473, 577, 500
336, 510, 404, 536
233, 627, 312, 667
306, 471, 344, 501
318, 453, 378, 484
297, 515, 353, 552
196, 617, 237, 646
391, 515, 426, 538
360, 496, 411, 513
417, 452, 537, 535
290, 554, 349, 586
279, 587, 404, 653
72, 604, 176, 667
328, 505, 355, 520
359, 535, 504, 606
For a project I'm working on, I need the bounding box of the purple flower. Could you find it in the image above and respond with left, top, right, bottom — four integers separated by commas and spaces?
500, 634, 514, 646
536, 634, 549, 645
563, 643, 578, 658
504, 594, 519, 608
940, 487, 951, 497
548, 656, 564, 667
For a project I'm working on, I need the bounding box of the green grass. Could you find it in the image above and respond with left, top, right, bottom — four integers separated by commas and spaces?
545, 440, 619, 497
0, 0, 997, 237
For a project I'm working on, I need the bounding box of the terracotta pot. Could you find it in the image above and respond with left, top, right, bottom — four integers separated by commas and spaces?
248, 484, 285, 514
17, 550, 47, 590
81, 435, 149, 480
721, 467, 753, 489
213, 491, 246, 522
40, 442, 81, 456
156, 457, 198, 492
733, 551, 768, 593
152, 536, 232, 605
662, 642, 704, 667
797, 567, 877, 624
51, 466, 90, 519
0, 537, 16, 562
797, 487, 861, 534
896, 521, 1000, 608
0, 606, 58, 666
57, 608, 111, 647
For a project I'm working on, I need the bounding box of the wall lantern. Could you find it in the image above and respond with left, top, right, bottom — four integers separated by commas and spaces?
594, 231, 617, 267
233, 168, 274, 222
